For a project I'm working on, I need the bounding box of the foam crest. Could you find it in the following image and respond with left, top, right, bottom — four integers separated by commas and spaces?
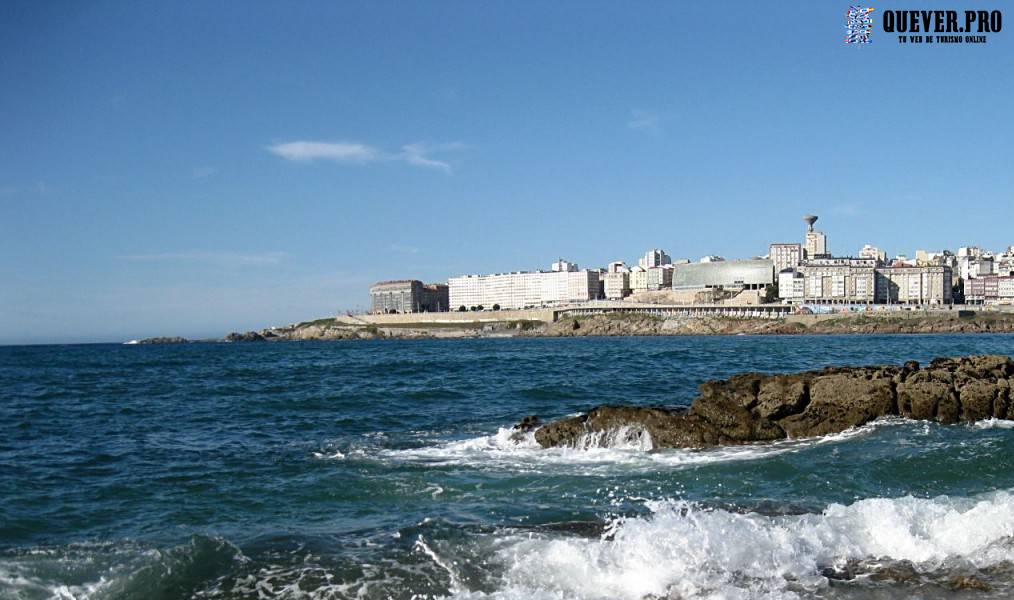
974, 418, 1014, 429
567, 425, 653, 451
450, 490, 1014, 599
379, 419, 899, 473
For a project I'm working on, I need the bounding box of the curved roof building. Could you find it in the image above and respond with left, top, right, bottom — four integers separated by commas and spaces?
672, 259, 774, 290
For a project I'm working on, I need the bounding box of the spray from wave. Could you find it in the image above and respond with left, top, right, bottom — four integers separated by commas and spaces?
376, 418, 903, 473
445, 489, 1014, 599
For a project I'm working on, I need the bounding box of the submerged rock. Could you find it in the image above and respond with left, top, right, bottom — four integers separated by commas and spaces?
530, 355, 1014, 449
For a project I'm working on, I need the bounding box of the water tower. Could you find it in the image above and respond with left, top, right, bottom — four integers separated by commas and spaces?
803, 214, 818, 232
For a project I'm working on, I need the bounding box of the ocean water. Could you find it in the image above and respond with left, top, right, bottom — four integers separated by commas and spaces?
3, 334, 1014, 599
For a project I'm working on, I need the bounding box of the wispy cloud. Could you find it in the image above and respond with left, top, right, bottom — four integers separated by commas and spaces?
267, 141, 379, 163
266, 140, 464, 173
627, 109, 661, 132
119, 251, 288, 267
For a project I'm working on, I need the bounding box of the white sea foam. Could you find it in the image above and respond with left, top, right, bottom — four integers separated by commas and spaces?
312, 449, 346, 460
445, 489, 1014, 600
974, 418, 1014, 429
380, 418, 903, 474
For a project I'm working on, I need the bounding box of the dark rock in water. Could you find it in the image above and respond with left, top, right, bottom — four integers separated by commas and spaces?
948, 575, 992, 592
513, 415, 540, 431
224, 331, 267, 342
868, 561, 922, 584
510, 415, 540, 442
531, 355, 1014, 449
137, 336, 190, 344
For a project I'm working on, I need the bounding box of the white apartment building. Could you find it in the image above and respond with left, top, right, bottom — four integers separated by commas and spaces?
769, 243, 802, 273
629, 266, 648, 293
798, 258, 876, 304
603, 271, 630, 299
638, 249, 671, 269
858, 244, 887, 264
804, 230, 828, 259
778, 269, 804, 301
448, 268, 600, 310
646, 264, 674, 291
999, 276, 1014, 302
606, 261, 628, 274
875, 266, 952, 305
551, 259, 579, 272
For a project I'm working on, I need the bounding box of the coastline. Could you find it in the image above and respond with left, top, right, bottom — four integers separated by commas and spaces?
137, 310, 1014, 344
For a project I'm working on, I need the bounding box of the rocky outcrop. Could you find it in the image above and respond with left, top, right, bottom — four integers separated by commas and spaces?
137, 336, 190, 344
532, 355, 1014, 449
223, 331, 267, 342
530, 312, 1014, 337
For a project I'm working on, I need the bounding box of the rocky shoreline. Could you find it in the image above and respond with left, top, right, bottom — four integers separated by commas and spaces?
134, 311, 1014, 344
521, 355, 1014, 449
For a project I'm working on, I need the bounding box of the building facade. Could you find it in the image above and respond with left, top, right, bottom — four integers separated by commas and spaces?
447, 269, 601, 310
370, 280, 449, 314
874, 266, 953, 305
672, 259, 774, 290
638, 249, 671, 269
646, 265, 674, 291
769, 243, 802, 273
804, 230, 828, 259
629, 266, 648, 293
603, 271, 630, 299
859, 244, 887, 264
778, 269, 804, 302
965, 275, 1011, 304
798, 258, 876, 304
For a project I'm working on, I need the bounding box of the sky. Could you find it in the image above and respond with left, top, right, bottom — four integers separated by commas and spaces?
1, 1, 1012, 344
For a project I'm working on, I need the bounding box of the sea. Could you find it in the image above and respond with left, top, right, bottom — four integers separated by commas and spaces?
3, 334, 1014, 600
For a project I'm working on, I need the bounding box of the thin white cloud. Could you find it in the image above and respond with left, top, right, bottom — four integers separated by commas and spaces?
627, 109, 661, 132
267, 140, 463, 173
119, 251, 288, 267
267, 141, 379, 163
400, 143, 452, 173
389, 244, 421, 254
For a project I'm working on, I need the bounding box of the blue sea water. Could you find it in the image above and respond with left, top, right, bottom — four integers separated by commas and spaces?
3, 334, 1014, 599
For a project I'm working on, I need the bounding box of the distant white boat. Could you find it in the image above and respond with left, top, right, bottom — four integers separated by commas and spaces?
123, 339, 140, 345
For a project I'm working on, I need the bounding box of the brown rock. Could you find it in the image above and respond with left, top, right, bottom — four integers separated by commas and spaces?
777, 374, 894, 438
936, 392, 960, 424
897, 381, 951, 420
959, 381, 997, 422
996, 380, 1011, 420
531, 355, 1014, 449
755, 375, 812, 420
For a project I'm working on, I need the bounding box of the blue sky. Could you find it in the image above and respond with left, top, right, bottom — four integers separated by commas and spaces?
2, 1, 1012, 344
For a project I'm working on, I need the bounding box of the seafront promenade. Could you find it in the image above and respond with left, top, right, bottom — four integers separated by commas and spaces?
348, 301, 1014, 327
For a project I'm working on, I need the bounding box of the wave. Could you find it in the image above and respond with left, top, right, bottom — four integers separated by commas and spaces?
446, 489, 1014, 599
974, 418, 1014, 430
0, 535, 244, 600
377, 418, 904, 473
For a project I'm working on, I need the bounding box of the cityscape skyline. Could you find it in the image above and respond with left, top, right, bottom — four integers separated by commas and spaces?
370, 212, 1013, 316
2, 2, 1012, 344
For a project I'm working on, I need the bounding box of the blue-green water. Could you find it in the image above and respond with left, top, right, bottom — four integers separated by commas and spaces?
3, 334, 1014, 599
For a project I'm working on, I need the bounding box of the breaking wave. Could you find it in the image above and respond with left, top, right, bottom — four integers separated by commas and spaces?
447, 489, 1014, 599
377, 418, 903, 473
